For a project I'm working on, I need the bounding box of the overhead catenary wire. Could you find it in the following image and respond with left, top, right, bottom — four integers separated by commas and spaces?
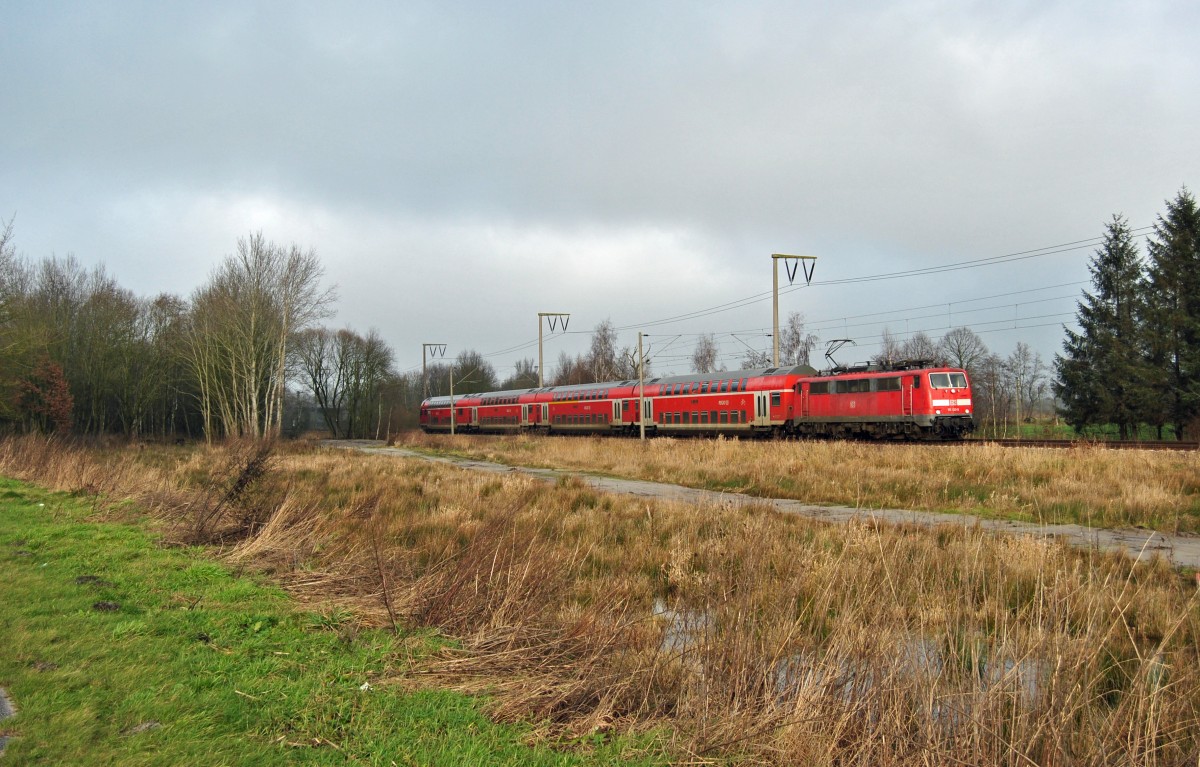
400, 225, 1152, 374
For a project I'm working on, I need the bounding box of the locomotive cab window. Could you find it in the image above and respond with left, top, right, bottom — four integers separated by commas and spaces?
929, 373, 968, 389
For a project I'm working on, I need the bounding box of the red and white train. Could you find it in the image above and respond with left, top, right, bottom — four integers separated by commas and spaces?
420, 361, 974, 440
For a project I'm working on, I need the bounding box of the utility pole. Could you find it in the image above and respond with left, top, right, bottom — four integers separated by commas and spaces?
537, 312, 570, 387
638, 331, 646, 440
422, 343, 447, 399
771, 254, 817, 367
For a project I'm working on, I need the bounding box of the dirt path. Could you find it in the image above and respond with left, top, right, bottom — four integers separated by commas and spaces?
326, 440, 1200, 569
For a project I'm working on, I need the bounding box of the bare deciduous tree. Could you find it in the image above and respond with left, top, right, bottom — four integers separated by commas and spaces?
900, 331, 939, 362
779, 312, 818, 368
587, 319, 620, 382
939, 327, 989, 374
183, 233, 334, 442
1007, 341, 1047, 422
691, 333, 720, 374
500, 358, 539, 390
878, 328, 901, 364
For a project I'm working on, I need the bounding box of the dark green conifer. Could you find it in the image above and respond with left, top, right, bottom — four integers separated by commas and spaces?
1054, 215, 1149, 438
1143, 187, 1200, 439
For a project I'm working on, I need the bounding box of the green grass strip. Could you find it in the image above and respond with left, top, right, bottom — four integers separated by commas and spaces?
0, 477, 664, 766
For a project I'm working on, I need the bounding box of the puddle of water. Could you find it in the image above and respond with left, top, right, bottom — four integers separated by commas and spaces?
652, 598, 711, 652
652, 600, 1049, 726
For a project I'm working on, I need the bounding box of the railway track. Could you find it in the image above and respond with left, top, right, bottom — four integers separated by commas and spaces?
971, 437, 1200, 451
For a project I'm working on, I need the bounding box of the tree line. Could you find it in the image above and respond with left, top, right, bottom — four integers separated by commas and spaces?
1055, 187, 1200, 440
0, 226, 383, 440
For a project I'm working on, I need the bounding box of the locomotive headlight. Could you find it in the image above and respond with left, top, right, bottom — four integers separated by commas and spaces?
935, 409, 941, 415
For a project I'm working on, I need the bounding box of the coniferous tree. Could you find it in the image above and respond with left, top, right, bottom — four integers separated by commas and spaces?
1054, 215, 1149, 438
1143, 188, 1200, 439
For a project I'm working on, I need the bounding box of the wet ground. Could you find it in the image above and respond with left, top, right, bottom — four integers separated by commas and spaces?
326, 440, 1200, 569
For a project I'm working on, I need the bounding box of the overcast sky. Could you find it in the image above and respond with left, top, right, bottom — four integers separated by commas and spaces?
4, 0, 1199, 380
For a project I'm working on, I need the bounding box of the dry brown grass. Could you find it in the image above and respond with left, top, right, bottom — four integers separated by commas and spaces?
397, 432, 1200, 533
2, 434, 1199, 765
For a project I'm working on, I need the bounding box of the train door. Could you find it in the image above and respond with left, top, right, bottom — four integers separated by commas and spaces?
755, 393, 769, 426
471, 407, 479, 428
799, 384, 810, 417
641, 398, 654, 425
612, 400, 621, 425
521, 405, 530, 427
901, 376, 914, 416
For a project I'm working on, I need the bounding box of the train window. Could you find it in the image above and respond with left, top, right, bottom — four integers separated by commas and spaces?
930, 373, 967, 389
771, 392, 781, 407
912, 375, 921, 389
701, 382, 709, 394
810, 381, 829, 395
876, 377, 901, 392
718, 381, 728, 393
720, 411, 728, 424
740, 378, 748, 391
731, 410, 741, 423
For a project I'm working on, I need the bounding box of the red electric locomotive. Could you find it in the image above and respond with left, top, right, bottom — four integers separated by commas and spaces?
420, 360, 974, 440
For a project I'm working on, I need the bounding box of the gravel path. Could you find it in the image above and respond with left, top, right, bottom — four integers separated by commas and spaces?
326, 440, 1200, 569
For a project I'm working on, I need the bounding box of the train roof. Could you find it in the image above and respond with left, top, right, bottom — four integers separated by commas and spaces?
421, 365, 818, 406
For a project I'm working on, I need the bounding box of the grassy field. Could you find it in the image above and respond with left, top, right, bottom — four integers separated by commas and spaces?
1, 434, 1199, 765
395, 432, 1200, 532
0, 474, 664, 766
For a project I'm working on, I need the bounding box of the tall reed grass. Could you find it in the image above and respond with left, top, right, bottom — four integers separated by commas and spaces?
398, 433, 1200, 532
1, 434, 1197, 765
